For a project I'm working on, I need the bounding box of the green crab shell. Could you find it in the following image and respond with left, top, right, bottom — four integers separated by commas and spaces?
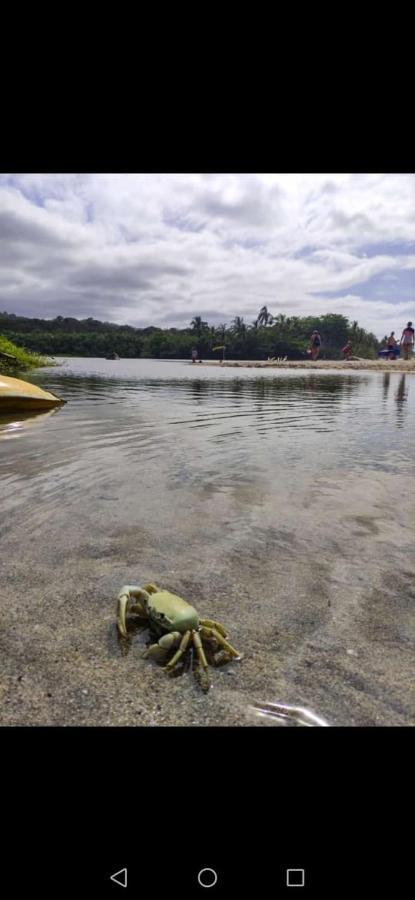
147, 590, 199, 634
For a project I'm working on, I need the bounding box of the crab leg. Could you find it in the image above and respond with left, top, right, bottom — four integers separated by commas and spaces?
143, 631, 181, 661
116, 585, 150, 637
192, 631, 211, 691
192, 630, 209, 670
199, 618, 228, 638
200, 626, 242, 659
164, 630, 192, 671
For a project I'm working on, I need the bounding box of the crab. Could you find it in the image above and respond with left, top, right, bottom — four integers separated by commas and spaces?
116, 583, 242, 690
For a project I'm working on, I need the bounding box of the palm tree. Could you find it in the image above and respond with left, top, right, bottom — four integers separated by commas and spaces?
290, 316, 300, 331
272, 313, 286, 328
216, 323, 227, 341
231, 316, 247, 339
256, 305, 273, 327
190, 316, 208, 338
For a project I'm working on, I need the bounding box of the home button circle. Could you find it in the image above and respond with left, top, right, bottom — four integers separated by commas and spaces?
197, 868, 218, 888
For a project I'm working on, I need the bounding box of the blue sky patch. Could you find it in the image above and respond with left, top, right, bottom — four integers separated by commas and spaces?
3, 175, 45, 208
310, 266, 415, 304
358, 240, 415, 258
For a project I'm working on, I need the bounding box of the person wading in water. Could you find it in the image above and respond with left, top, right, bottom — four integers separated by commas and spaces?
400, 322, 414, 360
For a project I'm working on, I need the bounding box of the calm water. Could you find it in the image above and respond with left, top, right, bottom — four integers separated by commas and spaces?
1, 358, 414, 725
2, 359, 414, 513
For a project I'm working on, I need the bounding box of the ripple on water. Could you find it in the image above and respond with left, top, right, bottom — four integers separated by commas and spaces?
1, 364, 414, 520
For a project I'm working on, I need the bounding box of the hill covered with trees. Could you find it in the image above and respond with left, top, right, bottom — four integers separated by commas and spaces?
0, 308, 379, 360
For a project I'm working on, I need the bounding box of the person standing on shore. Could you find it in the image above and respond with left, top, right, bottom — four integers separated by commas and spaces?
386, 331, 398, 360
400, 322, 414, 360
309, 330, 322, 360
341, 340, 353, 360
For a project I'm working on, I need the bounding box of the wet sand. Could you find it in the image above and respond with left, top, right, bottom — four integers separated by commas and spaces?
2, 479, 414, 728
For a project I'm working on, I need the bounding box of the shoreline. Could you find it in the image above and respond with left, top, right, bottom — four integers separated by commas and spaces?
199, 359, 415, 373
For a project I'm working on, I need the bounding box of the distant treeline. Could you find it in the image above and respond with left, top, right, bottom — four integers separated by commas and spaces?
0, 309, 380, 360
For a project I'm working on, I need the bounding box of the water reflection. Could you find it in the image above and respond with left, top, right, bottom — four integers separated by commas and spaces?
167, 375, 365, 440
2, 362, 414, 516
0, 408, 60, 441
250, 701, 330, 727
395, 375, 408, 428
382, 372, 390, 401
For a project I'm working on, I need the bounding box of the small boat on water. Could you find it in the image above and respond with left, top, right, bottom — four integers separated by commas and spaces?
106, 352, 120, 360
0, 375, 65, 411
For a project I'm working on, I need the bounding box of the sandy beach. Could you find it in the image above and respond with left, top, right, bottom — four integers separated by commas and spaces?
202, 359, 415, 373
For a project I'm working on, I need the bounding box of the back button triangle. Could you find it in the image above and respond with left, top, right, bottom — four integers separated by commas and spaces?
110, 868, 127, 888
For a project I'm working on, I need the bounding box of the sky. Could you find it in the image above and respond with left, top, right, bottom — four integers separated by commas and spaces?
0, 173, 414, 339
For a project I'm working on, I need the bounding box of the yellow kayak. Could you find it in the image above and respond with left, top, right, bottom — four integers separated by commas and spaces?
0, 375, 65, 411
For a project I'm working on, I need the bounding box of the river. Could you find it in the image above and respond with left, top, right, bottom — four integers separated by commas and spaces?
1, 358, 414, 725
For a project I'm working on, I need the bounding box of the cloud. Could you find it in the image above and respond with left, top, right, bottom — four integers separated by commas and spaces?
0, 209, 64, 245
197, 179, 283, 228
0, 173, 414, 338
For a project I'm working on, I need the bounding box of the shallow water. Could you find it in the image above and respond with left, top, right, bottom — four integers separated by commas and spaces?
1, 358, 414, 726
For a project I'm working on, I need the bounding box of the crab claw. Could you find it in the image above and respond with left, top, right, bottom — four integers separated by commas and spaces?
117, 589, 130, 638
142, 583, 159, 594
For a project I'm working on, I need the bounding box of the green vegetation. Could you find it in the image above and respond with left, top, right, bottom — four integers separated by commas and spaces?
0, 310, 379, 361
0, 333, 52, 375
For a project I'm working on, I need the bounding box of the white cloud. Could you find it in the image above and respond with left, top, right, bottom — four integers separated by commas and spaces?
0, 173, 414, 338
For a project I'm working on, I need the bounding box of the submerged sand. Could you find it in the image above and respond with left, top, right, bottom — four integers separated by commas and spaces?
1, 359, 414, 728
